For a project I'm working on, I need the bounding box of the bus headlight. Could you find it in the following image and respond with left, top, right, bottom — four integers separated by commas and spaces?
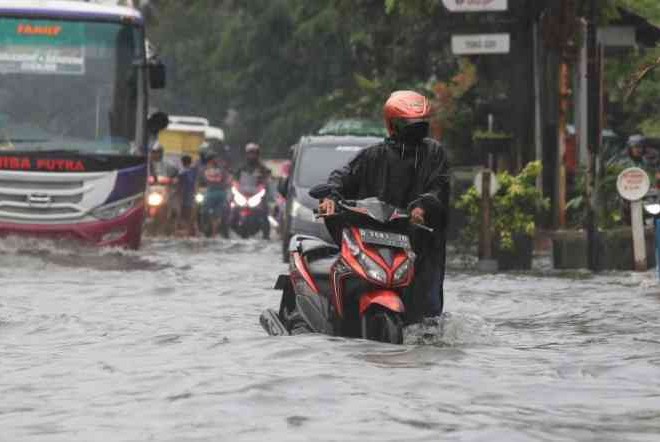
93, 198, 139, 220
195, 192, 205, 204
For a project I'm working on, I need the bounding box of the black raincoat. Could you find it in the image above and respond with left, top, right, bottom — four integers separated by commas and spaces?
327, 137, 450, 318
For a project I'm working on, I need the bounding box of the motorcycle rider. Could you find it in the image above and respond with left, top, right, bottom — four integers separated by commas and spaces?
319, 90, 450, 320
234, 142, 272, 239
149, 143, 178, 182
620, 135, 648, 168
199, 155, 231, 237
175, 155, 198, 236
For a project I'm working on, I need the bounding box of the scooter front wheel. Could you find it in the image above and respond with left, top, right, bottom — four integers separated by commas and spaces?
361, 307, 403, 345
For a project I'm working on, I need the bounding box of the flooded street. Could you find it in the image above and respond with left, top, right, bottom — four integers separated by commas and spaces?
2, 238, 660, 441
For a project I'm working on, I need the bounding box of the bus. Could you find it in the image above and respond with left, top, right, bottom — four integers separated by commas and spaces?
0, 1, 166, 249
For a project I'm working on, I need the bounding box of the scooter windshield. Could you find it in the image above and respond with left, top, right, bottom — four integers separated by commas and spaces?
350, 198, 407, 223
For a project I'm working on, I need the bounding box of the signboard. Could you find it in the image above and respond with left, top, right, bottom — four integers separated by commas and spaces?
452, 34, 510, 55
617, 167, 650, 201
0, 18, 86, 75
474, 170, 499, 197
442, 0, 508, 12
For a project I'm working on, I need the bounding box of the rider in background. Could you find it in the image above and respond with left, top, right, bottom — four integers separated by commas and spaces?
149, 143, 178, 182
235, 143, 272, 239
320, 90, 450, 321
200, 155, 231, 237
175, 155, 198, 236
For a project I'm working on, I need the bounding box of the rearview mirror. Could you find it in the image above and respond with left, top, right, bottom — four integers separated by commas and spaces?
309, 184, 335, 200
147, 111, 169, 135
149, 62, 166, 89
278, 177, 289, 197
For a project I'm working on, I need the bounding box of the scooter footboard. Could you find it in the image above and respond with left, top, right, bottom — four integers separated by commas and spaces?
359, 290, 405, 315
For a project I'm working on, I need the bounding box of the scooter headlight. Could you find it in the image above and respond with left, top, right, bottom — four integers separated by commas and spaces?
232, 187, 248, 207
645, 203, 660, 215
342, 229, 387, 284
357, 253, 388, 284
248, 189, 266, 208
393, 259, 413, 284
147, 192, 164, 207
195, 192, 205, 204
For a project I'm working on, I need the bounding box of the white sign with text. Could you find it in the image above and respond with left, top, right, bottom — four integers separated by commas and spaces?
451, 34, 510, 55
617, 167, 650, 201
442, 0, 508, 13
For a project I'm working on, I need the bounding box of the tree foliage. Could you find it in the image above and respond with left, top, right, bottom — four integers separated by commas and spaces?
144, 0, 660, 158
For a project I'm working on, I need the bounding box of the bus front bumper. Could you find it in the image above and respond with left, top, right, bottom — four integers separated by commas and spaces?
0, 205, 145, 249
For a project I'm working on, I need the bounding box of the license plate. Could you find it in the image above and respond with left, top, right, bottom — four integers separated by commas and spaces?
359, 229, 410, 249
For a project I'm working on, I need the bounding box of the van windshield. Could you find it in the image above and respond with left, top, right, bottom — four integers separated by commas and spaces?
295, 145, 364, 188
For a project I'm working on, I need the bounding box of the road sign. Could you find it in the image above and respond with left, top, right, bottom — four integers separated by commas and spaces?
452, 34, 511, 55
474, 170, 499, 197
617, 167, 650, 201
442, 0, 508, 13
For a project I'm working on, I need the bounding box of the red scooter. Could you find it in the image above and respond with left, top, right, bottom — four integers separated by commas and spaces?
261, 184, 433, 344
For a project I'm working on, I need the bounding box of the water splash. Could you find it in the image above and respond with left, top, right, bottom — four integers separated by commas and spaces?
0, 235, 168, 272
403, 312, 496, 346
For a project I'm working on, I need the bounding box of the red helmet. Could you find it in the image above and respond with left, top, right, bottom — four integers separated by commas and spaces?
383, 91, 431, 137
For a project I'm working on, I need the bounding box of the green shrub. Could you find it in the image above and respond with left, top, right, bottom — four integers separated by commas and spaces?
456, 161, 550, 251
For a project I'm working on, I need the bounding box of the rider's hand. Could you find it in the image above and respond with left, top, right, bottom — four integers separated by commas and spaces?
319, 199, 336, 216
410, 207, 425, 225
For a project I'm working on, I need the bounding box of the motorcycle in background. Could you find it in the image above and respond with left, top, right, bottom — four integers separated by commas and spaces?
145, 175, 177, 236
229, 181, 268, 238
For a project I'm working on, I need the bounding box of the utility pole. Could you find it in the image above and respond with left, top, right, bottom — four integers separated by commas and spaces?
555, 0, 577, 228
585, 0, 601, 272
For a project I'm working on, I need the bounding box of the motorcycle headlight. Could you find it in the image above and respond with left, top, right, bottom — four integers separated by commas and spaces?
645, 203, 660, 216
357, 252, 388, 284
342, 229, 387, 284
248, 189, 266, 208
232, 187, 248, 207
195, 193, 205, 204
291, 199, 315, 222
93, 197, 140, 220
393, 258, 412, 284
147, 192, 164, 207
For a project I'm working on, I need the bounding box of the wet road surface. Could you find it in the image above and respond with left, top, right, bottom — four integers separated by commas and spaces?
1, 237, 660, 441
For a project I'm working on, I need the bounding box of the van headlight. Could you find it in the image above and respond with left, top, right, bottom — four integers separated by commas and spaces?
291, 199, 315, 222
93, 197, 140, 220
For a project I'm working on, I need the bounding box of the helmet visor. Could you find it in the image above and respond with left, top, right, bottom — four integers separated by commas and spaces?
392, 119, 429, 142
391, 118, 429, 134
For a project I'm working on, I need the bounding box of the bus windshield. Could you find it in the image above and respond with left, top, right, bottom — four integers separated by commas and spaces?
0, 18, 145, 156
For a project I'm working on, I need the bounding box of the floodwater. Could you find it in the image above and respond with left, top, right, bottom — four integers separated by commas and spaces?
1, 237, 660, 441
